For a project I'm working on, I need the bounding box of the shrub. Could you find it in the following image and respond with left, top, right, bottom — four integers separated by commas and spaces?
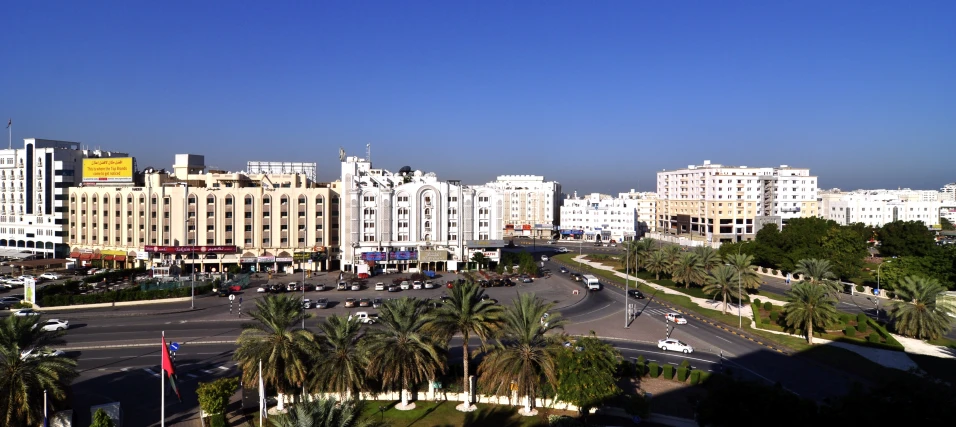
763, 301, 773, 311
856, 285, 865, 293
624, 392, 651, 418
700, 371, 711, 383
839, 314, 850, 324
857, 312, 867, 324
677, 367, 689, 382
772, 269, 779, 275
648, 363, 660, 378
754, 298, 761, 306
769, 311, 779, 322
690, 370, 702, 385
762, 318, 770, 325
761, 267, 768, 273
844, 326, 857, 337
856, 323, 867, 334
868, 332, 881, 343
680, 360, 691, 369
662, 365, 675, 380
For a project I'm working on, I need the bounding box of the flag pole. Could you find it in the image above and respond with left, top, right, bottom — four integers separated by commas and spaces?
44, 389, 48, 422
161, 331, 165, 427
259, 359, 264, 427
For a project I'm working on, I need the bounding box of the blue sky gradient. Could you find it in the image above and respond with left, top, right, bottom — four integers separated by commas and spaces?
3, 1, 953, 193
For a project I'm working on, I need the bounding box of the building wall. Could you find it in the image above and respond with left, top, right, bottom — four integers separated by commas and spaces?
559, 190, 655, 242
485, 175, 561, 239
819, 191, 943, 228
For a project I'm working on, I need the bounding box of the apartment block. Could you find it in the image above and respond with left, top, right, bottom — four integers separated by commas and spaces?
559, 190, 655, 243
484, 175, 561, 240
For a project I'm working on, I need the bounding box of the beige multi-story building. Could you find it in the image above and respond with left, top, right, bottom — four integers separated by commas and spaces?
484, 175, 561, 240
67, 154, 340, 274
656, 160, 818, 242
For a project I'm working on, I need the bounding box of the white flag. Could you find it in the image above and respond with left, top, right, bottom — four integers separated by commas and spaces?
259, 359, 267, 419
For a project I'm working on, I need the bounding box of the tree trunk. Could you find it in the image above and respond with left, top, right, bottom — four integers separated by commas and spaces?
462, 334, 471, 405
807, 318, 814, 345
401, 378, 409, 408
723, 291, 728, 315
277, 391, 285, 411
524, 394, 532, 414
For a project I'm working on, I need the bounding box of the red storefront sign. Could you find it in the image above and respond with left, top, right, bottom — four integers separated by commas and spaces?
144, 245, 238, 254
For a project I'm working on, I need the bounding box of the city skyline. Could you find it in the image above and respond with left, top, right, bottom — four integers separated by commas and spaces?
3, 1, 954, 193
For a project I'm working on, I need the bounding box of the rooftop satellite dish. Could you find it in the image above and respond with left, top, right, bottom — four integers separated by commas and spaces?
399, 166, 412, 175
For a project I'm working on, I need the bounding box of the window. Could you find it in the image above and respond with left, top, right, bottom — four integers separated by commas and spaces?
244, 225, 252, 232
245, 212, 252, 219
225, 225, 232, 232
245, 197, 253, 205
225, 198, 233, 206
225, 212, 233, 218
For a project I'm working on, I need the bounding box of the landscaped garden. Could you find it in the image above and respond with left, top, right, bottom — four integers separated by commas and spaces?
749, 299, 903, 350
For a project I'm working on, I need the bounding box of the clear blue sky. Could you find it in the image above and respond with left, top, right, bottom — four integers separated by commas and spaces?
3, 1, 953, 193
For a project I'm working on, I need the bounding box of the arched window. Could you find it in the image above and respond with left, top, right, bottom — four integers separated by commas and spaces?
298, 196, 306, 204
207, 196, 215, 204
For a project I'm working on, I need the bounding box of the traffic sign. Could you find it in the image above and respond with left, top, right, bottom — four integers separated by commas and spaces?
169, 342, 180, 352
229, 294, 236, 301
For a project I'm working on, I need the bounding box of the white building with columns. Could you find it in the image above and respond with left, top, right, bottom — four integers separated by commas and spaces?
559, 190, 656, 243
483, 175, 561, 240
340, 155, 504, 274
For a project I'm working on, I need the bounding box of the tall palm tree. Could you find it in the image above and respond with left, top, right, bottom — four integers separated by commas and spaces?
478, 293, 565, 415
309, 315, 367, 398
693, 246, 721, 274
364, 297, 445, 410
781, 282, 839, 344
703, 265, 744, 315
793, 258, 840, 293
724, 253, 762, 291
671, 253, 705, 289
0, 315, 78, 426
623, 239, 654, 274
645, 249, 669, 281
234, 295, 315, 411
427, 281, 504, 410
663, 245, 683, 275
268, 397, 386, 427
889, 276, 956, 341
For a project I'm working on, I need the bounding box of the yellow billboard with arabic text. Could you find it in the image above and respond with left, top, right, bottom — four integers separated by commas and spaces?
82, 157, 134, 183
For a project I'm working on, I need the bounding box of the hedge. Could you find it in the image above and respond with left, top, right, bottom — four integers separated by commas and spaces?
839, 314, 850, 324
866, 317, 905, 351
662, 365, 674, 380
856, 285, 865, 293
856, 312, 867, 324
769, 311, 779, 322
763, 302, 773, 311
648, 363, 660, 378
754, 298, 762, 306
689, 370, 702, 385
844, 326, 857, 337
39, 284, 214, 307
868, 332, 881, 343
677, 367, 689, 382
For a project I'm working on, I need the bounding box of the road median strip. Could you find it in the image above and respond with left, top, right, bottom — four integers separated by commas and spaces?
63, 340, 236, 351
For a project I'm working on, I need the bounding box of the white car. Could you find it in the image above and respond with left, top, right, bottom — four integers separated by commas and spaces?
374, 282, 386, 291
350, 282, 361, 291
658, 338, 694, 354
412, 281, 423, 290
400, 281, 411, 290
41, 319, 69, 331
664, 313, 688, 325
39, 273, 60, 280
14, 309, 40, 317
541, 255, 549, 262
21, 348, 66, 359
256, 287, 267, 293
557, 247, 569, 253
424, 281, 436, 289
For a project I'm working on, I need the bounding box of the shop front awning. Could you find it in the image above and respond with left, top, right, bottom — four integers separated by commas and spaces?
103, 255, 115, 261
114, 255, 127, 262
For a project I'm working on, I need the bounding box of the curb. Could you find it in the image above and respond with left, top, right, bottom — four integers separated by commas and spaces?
62, 340, 236, 351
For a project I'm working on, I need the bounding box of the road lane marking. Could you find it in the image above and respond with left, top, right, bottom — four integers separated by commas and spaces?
143, 368, 160, 377
616, 347, 719, 364
121, 368, 130, 372
567, 303, 614, 319
714, 336, 732, 343
202, 369, 214, 374
187, 374, 198, 378
217, 366, 229, 371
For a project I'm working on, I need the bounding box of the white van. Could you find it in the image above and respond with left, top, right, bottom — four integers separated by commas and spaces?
583, 274, 601, 291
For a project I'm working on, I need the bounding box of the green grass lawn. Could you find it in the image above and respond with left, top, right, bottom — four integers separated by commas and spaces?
357, 400, 573, 427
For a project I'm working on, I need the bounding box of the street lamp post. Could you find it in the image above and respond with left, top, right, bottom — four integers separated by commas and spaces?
876, 260, 892, 321
624, 242, 629, 328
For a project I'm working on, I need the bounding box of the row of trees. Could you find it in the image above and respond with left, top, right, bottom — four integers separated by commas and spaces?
235, 281, 621, 422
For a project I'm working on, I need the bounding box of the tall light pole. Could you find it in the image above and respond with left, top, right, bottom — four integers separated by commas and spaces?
624, 242, 629, 328
876, 260, 892, 321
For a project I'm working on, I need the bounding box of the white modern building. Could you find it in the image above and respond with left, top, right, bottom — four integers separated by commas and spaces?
340, 155, 504, 274
484, 175, 561, 240
656, 160, 818, 242
940, 183, 956, 202
818, 189, 948, 228
559, 190, 656, 243
0, 138, 127, 260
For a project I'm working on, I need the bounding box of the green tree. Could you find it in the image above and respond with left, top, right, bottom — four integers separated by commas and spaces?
878, 220, 936, 257
793, 258, 841, 294
889, 276, 956, 341
703, 265, 744, 315
623, 239, 654, 273
881, 246, 956, 291
724, 253, 762, 291
753, 223, 788, 269
91, 408, 116, 427
645, 249, 669, 280
671, 253, 705, 289
820, 226, 869, 280
234, 295, 315, 410
662, 245, 683, 275
778, 217, 836, 270
478, 293, 565, 415
268, 397, 386, 427
471, 252, 488, 271
693, 246, 721, 273
364, 298, 445, 409
717, 240, 756, 263
781, 282, 840, 344
427, 281, 504, 409
309, 315, 367, 397
941, 217, 955, 231
555, 335, 621, 415
0, 315, 78, 426
197, 377, 240, 417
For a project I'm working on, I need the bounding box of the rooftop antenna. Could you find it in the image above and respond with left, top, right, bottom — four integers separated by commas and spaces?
6, 118, 10, 149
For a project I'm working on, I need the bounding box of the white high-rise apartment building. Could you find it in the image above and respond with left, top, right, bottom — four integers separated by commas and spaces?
940, 183, 956, 202
0, 138, 127, 260
559, 190, 656, 243
484, 175, 561, 240
818, 189, 945, 228
340, 155, 503, 274
656, 160, 818, 242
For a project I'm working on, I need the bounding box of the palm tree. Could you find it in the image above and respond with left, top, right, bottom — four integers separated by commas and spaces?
0, 315, 78, 426
623, 239, 654, 274
645, 249, 669, 280
234, 295, 315, 411
478, 293, 565, 415
663, 245, 683, 275
364, 297, 445, 410
793, 258, 840, 293
671, 253, 705, 289
427, 281, 504, 410
889, 276, 956, 341
724, 253, 762, 291
309, 315, 367, 398
693, 246, 721, 273
471, 252, 488, 271
781, 282, 839, 344
703, 265, 744, 315
268, 397, 386, 427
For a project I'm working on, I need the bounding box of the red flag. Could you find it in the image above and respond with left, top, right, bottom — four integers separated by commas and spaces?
161, 335, 182, 402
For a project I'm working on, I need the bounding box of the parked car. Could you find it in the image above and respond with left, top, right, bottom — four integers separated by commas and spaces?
627, 289, 646, 299
388, 284, 400, 292
39, 273, 60, 280
349, 311, 377, 324
287, 282, 299, 292
337, 281, 348, 291
314, 298, 329, 309
424, 281, 436, 289
256, 287, 267, 293
658, 338, 693, 354
557, 247, 569, 253
521, 276, 533, 283
399, 281, 411, 290
374, 282, 386, 291
559, 267, 568, 274
218, 289, 232, 297
21, 348, 66, 359
39, 319, 70, 332
14, 309, 40, 317
541, 255, 549, 262
547, 240, 555, 245
302, 299, 314, 309
412, 281, 423, 290
358, 298, 372, 307
350, 282, 361, 291
570, 273, 582, 282
344, 298, 356, 308
664, 313, 687, 324
372, 298, 383, 309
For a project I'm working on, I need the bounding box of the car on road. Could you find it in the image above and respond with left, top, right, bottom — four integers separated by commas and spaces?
372, 298, 383, 308
302, 298, 314, 309
40, 319, 69, 331
287, 282, 299, 292
388, 284, 400, 292
664, 313, 687, 324
349, 311, 377, 324
658, 338, 693, 354
39, 273, 60, 280
412, 281, 423, 290
569, 273, 581, 281
313, 283, 327, 291
350, 282, 361, 291
344, 298, 356, 308
218, 289, 232, 297
374, 282, 386, 291
358, 298, 372, 307
424, 281, 436, 289
337, 281, 348, 291
21, 348, 66, 359
14, 309, 40, 317
400, 281, 411, 290
547, 240, 555, 244
256, 287, 266, 293
627, 289, 646, 299
556, 247, 569, 253
4, 278, 24, 287
559, 267, 568, 274
521, 276, 533, 283
480, 294, 498, 304
315, 298, 329, 309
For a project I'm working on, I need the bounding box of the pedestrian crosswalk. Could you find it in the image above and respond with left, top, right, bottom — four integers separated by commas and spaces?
639, 308, 675, 316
